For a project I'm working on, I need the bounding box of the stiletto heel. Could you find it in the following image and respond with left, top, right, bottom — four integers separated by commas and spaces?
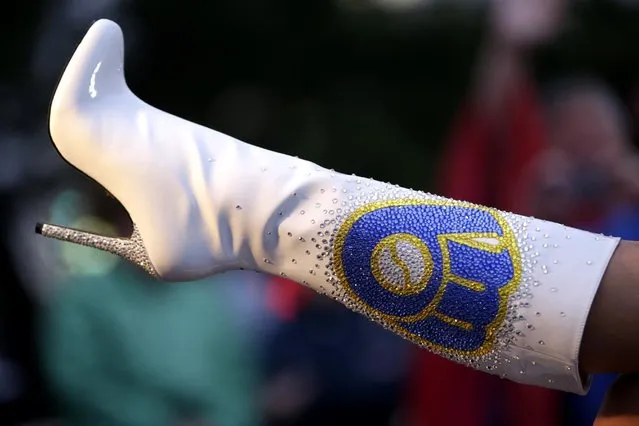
36, 222, 158, 277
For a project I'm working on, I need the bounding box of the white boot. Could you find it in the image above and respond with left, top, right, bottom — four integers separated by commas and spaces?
39, 19, 619, 393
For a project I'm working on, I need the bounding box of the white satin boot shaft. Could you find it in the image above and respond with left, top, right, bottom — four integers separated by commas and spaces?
42, 19, 620, 393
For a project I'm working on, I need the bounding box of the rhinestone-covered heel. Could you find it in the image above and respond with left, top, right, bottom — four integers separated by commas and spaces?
36, 223, 158, 277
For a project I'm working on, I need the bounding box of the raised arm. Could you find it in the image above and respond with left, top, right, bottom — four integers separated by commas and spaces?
582, 240, 639, 374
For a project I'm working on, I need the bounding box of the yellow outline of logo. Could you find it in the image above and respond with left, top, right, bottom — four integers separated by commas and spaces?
333, 199, 522, 357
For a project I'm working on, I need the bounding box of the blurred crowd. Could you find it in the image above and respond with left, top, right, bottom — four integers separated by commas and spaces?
2, 0, 639, 425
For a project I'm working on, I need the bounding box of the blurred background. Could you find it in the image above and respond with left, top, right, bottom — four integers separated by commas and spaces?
2, 0, 639, 425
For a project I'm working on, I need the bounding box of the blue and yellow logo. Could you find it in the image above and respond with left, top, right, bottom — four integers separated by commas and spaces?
333, 199, 521, 356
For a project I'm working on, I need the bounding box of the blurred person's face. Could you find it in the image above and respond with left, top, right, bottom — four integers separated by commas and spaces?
548, 92, 629, 203
549, 93, 626, 169
492, 0, 568, 45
